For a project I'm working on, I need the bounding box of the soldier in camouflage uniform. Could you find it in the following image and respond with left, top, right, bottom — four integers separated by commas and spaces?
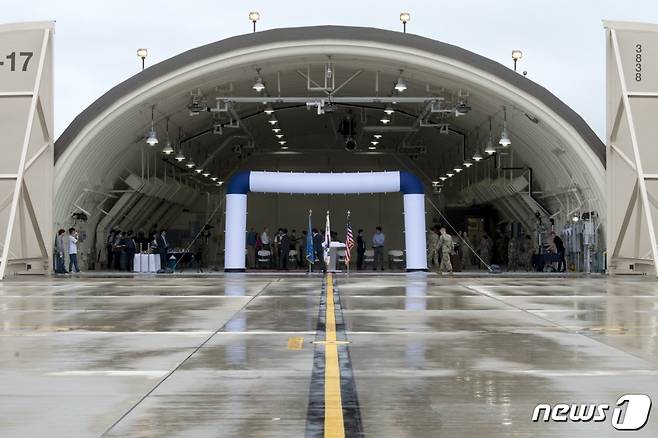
427, 226, 440, 267
438, 227, 454, 274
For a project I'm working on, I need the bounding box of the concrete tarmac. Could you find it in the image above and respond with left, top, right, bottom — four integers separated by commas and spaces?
1, 273, 657, 437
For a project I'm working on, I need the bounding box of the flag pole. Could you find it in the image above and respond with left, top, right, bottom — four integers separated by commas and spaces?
308, 209, 312, 275
346, 210, 350, 275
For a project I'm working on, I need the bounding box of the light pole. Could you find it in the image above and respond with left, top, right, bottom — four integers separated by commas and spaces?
512, 49, 523, 72
137, 48, 148, 71
249, 11, 260, 33
400, 12, 410, 33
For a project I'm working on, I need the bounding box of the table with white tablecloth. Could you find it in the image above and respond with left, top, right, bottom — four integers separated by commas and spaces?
133, 253, 161, 273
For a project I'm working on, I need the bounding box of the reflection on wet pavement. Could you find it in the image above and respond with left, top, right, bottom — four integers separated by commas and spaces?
0, 273, 657, 436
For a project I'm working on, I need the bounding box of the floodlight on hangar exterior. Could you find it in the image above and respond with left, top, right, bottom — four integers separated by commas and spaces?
137, 48, 148, 70
400, 12, 410, 33
249, 11, 260, 33
512, 49, 523, 72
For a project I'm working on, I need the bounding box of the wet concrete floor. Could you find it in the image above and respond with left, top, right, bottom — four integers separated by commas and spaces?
1, 273, 657, 437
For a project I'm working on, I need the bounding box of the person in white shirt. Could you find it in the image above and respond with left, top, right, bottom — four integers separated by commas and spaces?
68, 227, 80, 273
372, 226, 386, 271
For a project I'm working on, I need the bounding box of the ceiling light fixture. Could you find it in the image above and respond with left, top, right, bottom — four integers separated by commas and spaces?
373, 134, 383, 139
368, 146, 377, 150
439, 176, 448, 181
268, 114, 278, 125
145, 106, 158, 146
264, 105, 274, 115
211, 177, 218, 181
195, 168, 203, 174
380, 114, 391, 125
472, 151, 483, 161
252, 74, 265, 93
484, 117, 496, 155
499, 107, 511, 147
272, 127, 281, 133
276, 134, 284, 139
371, 140, 379, 146
279, 140, 287, 145
281, 146, 289, 150
216, 181, 224, 186
394, 72, 407, 93
463, 160, 473, 168
162, 118, 174, 154
175, 151, 186, 162
454, 167, 463, 173
186, 161, 195, 168
202, 171, 210, 177
384, 104, 395, 115
446, 172, 454, 178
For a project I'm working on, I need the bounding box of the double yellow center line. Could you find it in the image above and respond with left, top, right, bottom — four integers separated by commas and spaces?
324, 273, 345, 438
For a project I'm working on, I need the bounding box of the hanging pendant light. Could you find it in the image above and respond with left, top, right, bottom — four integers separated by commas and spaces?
380, 114, 391, 124
394, 71, 407, 92
175, 150, 186, 161
272, 127, 281, 133
268, 114, 278, 125
384, 104, 395, 115
499, 107, 511, 147
264, 105, 274, 115
202, 171, 211, 177
463, 160, 473, 168
446, 172, 455, 178
485, 137, 496, 155
162, 118, 173, 154
484, 117, 496, 155
454, 167, 463, 173
439, 176, 448, 181
252, 76, 265, 92
145, 106, 158, 146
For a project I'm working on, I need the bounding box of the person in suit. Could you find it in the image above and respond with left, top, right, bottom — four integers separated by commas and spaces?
312, 228, 326, 273
125, 231, 136, 272
356, 229, 366, 270
156, 230, 169, 271
54, 229, 67, 274
280, 228, 291, 270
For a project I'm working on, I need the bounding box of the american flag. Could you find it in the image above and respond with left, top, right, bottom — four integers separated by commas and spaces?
345, 211, 354, 266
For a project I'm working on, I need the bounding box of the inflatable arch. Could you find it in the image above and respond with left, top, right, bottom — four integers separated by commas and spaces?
225, 171, 427, 271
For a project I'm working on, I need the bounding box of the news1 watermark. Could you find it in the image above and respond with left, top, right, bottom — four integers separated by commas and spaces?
532, 395, 652, 431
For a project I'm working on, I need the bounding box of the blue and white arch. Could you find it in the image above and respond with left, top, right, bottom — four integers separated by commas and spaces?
224, 171, 428, 271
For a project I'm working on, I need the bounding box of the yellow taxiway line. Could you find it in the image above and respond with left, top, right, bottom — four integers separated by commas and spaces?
324, 273, 345, 438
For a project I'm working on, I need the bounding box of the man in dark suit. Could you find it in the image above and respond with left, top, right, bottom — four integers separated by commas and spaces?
280, 228, 290, 270
312, 228, 326, 273
356, 229, 366, 270
156, 229, 169, 271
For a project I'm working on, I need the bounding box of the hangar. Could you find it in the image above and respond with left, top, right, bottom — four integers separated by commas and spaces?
47, 25, 606, 274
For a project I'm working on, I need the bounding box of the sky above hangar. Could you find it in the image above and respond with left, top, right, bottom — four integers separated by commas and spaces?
4, 0, 658, 140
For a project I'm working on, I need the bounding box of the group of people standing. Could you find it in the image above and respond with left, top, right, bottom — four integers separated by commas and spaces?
427, 226, 567, 273
105, 227, 169, 271
53, 228, 80, 274
245, 225, 388, 271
